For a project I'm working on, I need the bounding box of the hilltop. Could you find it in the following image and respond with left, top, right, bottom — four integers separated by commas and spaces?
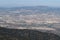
0, 27, 60, 40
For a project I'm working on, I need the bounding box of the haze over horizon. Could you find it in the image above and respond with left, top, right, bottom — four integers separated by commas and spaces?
0, 0, 60, 7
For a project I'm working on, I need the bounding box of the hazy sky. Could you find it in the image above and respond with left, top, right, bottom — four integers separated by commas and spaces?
0, 0, 60, 7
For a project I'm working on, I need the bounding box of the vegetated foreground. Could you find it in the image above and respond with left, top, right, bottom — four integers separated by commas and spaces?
0, 27, 60, 40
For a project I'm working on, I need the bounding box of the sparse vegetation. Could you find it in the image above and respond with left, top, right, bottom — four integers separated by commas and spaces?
0, 27, 60, 40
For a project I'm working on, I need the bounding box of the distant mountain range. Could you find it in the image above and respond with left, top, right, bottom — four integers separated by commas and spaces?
0, 6, 60, 13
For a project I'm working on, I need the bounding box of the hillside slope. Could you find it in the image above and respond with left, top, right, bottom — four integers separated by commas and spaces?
0, 27, 60, 40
